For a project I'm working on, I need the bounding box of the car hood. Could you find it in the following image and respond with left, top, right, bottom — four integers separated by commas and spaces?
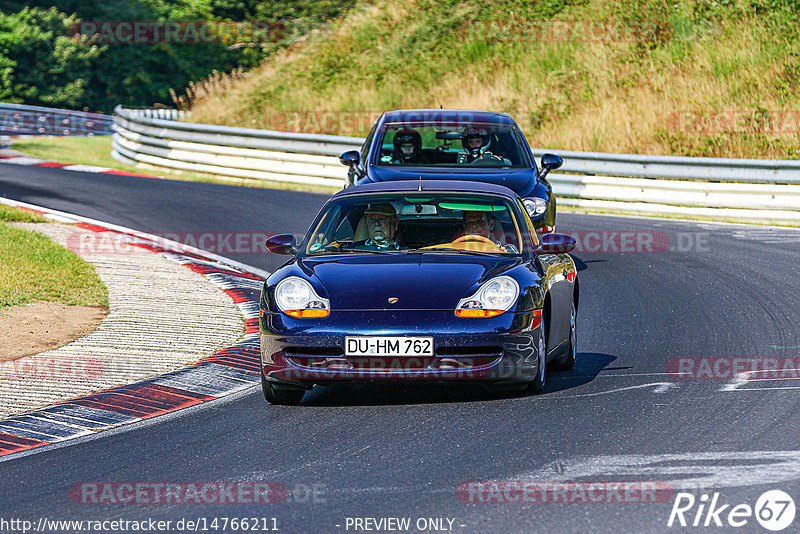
368, 166, 537, 197
298, 254, 522, 311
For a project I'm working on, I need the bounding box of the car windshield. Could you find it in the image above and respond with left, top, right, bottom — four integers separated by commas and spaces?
375, 122, 526, 168
305, 193, 527, 256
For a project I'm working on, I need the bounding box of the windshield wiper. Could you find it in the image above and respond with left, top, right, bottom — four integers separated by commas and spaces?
311, 248, 406, 255
420, 247, 504, 257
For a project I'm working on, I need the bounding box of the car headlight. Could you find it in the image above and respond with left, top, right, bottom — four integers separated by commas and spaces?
274, 276, 330, 318
455, 276, 519, 318
523, 197, 548, 217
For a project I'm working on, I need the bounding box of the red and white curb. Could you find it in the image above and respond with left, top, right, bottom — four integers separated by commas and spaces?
0, 198, 269, 459
0, 154, 162, 179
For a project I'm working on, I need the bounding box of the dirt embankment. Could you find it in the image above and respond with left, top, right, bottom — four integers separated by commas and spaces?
0, 303, 108, 362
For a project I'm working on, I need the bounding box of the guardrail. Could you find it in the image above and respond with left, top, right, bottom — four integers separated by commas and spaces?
112, 107, 800, 224
0, 102, 113, 136
112, 106, 359, 188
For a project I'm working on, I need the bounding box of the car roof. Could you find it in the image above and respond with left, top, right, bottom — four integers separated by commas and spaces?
332, 180, 520, 200
381, 109, 515, 125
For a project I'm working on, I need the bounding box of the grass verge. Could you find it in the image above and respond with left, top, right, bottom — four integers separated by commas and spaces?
0, 209, 109, 309
0, 204, 47, 223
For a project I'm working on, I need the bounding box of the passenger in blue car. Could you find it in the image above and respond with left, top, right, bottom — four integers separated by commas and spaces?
352, 203, 404, 250
457, 127, 507, 165
460, 211, 517, 253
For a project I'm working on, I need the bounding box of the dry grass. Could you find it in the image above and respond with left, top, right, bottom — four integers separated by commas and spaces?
182, 0, 800, 159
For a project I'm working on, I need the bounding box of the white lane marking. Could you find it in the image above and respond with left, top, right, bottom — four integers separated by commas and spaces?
327, 451, 800, 498
720, 369, 800, 392
550, 382, 677, 398
61, 164, 112, 173
551, 372, 691, 379
719, 372, 751, 391
730, 229, 800, 243
2, 156, 47, 165
518, 451, 800, 490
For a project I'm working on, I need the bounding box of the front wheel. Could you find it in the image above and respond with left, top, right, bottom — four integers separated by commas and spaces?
261, 372, 305, 405
527, 314, 548, 394
554, 300, 577, 371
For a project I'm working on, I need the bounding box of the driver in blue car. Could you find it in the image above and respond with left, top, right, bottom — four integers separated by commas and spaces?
457, 127, 505, 164
390, 128, 424, 165
353, 203, 404, 250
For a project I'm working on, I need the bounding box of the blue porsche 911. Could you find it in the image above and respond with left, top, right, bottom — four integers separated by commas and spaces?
338, 109, 563, 233
259, 180, 578, 404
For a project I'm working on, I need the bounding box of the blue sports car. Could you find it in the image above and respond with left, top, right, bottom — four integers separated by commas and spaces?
259, 180, 578, 404
338, 109, 563, 233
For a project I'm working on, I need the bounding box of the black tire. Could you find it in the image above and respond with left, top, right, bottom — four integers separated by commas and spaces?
528, 313, 547, 394
554, 300, 577, 371
261, 372, 305, 405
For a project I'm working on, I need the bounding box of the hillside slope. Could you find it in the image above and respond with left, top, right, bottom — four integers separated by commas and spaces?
182, 0, 800, 159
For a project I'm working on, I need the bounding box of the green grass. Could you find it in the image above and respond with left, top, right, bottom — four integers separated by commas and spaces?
0, 205, 47, 223
11, 136, 342, 194
0, 222, 109, 309
11, 136, 131, 170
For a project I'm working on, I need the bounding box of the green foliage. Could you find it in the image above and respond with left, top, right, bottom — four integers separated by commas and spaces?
0, 0, 356, 112
0, 8, 101, 108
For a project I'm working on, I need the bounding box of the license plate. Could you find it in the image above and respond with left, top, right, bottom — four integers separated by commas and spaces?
345, 336, 434, 357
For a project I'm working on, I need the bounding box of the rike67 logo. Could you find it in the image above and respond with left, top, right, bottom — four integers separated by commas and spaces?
668, 490, 796, 531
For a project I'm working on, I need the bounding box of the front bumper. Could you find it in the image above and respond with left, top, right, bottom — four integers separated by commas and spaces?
260, 309, 542, 386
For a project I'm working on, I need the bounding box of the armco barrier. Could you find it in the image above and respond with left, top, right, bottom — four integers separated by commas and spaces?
112, 107, 800, 224
0, 102, 113, 136
112, 106, 359, 188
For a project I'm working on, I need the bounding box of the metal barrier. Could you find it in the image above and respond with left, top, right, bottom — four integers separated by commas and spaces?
0, 102, 113, 136
112, 107, 800, 224
112, 106, 358, 187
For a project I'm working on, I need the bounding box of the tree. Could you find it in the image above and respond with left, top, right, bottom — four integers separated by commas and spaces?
0, 7, 102, 109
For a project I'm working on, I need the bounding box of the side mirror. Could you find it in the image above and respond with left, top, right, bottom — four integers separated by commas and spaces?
538, 153, 563, 180
339, 150, 360, 167
538, 233, 576, 254
265, 234, 297, 255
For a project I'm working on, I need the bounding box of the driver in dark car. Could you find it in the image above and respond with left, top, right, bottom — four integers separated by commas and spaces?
353, 203, 404, 250
390, 128, 424, 164
457, 127, 505, 164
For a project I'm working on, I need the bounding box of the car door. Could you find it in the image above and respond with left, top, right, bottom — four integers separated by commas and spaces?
519, 200, 571, 358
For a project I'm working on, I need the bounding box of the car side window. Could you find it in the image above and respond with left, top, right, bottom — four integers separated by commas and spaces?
361, 120, 379, 164
333, 217, 355, 242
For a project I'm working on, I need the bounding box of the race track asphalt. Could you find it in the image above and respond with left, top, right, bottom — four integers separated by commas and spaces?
2, 164, 800, 533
